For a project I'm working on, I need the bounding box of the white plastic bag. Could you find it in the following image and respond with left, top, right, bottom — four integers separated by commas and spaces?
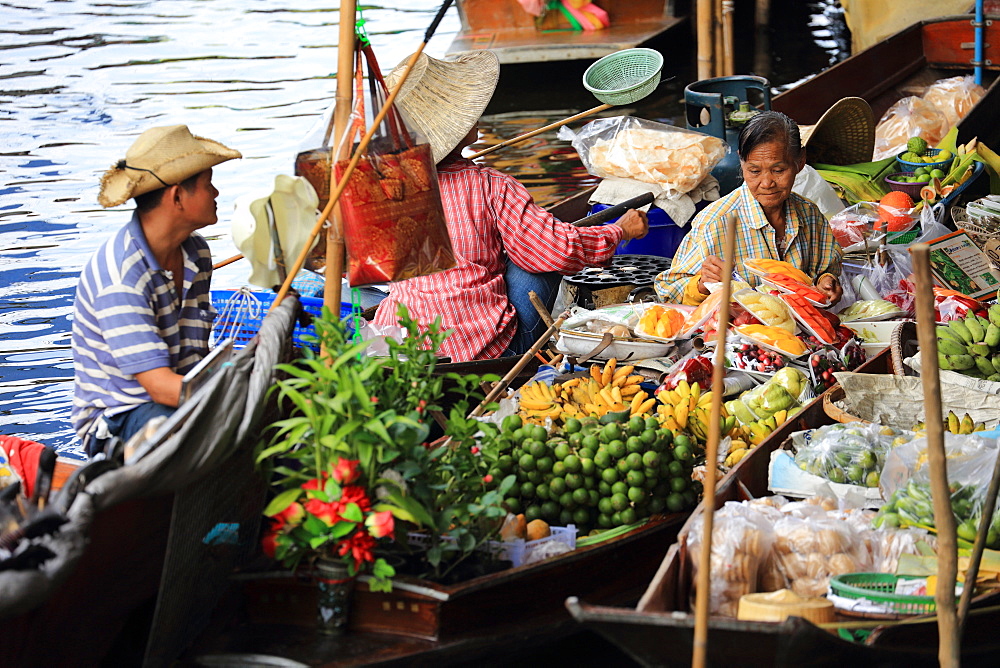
562, 116, 728, 198
793, 164, 845, 219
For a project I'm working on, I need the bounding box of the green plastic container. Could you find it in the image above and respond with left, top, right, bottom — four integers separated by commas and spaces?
829, 572, 936, 616
583, 48, 663, 105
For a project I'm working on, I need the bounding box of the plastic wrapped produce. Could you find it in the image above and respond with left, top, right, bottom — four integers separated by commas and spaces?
876, 434, 1000, 547
568, 116, 729, 198
792, 422, 910, 488
923, 76, 986, 128
771, 514, 872, 598
687, 501, 775, 617
873, 96, 949, 160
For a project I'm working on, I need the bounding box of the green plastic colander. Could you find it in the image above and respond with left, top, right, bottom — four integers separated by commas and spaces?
829, 572, 937, 616
583, 48, 664, 106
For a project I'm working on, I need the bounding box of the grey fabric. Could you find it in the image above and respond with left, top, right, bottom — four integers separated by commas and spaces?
0, 296, 298, 621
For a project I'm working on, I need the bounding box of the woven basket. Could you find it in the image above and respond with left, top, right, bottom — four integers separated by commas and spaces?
889, 321, 918, 376
896, 148, 952, 173
822, 385, 869, 424
883, 172, 925, 200
583, 48, 663, 105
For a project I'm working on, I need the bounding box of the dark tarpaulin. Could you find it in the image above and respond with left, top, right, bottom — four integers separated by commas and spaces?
0, 295, 298, 640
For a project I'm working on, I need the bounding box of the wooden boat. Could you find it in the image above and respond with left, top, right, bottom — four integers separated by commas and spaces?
447, 0, 684, 66
772, 15, 1000, 151
567, 350, 1000, 665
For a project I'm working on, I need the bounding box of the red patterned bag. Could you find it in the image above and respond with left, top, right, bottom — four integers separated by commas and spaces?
335, 44, 455, 287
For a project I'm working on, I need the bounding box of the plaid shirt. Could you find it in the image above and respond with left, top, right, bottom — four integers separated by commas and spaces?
654, 184, 841, 302
373, 158, 623, 362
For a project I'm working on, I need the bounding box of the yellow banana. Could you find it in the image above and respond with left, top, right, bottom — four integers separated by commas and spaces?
690, 382, 701, 403
959, 413, 975, 435
602, 358, 616, 386
623, 374, 643, 387
590, 364, 603, 384
634, 398, 656, 416
675, 402, 689, 429
676, 380, 691, 400
947, 410, 960, 434
612, 365, 635, 384
630, 391, 648, 414
621, 384, 642, 397
520, 398, 554, 411
611, 385, 623, 404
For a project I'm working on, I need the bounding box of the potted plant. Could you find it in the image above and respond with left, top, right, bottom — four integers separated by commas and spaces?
255, 305, 515, 629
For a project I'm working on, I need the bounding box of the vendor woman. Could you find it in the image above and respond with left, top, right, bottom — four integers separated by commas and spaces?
654, 111, 842, 305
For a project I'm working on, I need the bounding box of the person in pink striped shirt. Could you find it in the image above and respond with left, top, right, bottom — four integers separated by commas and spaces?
372, 51, 648, 362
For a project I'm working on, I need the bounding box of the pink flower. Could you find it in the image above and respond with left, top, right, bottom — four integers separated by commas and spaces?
332, 457, 361, 484
304, 498, 343, 526
338, 530, 376, 571
365, 510, 395, 539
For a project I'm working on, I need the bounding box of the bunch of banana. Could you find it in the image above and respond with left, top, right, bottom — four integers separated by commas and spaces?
517, 381, 563, 420
656, 381, 738, 444
531, 358, 651, 420
742, 408, 798, 446
936, 306, 1000, 381
724, 437, 752, 468
914, 410, 988, 435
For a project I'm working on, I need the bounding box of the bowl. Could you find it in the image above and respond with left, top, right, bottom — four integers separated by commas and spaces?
883, 172, 926, 200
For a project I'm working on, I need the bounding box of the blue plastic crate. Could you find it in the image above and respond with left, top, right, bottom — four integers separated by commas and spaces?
211, 289, 353, 350
589, 200, 707, 259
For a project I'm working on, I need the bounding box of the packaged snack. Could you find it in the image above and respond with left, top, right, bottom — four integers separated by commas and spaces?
792, 422, 909, 488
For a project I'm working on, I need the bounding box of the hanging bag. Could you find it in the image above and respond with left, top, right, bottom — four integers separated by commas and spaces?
334, 43, 455, 287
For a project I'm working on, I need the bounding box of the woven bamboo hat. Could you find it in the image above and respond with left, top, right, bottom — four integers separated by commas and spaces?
385, 51, 500, 164
98, 125, 241, 208
799, 97, 875, 166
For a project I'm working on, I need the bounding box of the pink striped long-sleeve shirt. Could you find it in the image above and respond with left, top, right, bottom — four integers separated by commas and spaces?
372, 157, 623, 362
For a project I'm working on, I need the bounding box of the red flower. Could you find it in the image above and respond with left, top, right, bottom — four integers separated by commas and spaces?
338, 530, 376, 571
365, 510, 394, 538
301, 475, 326, 491
304, 498, 343, 526
271, 501, 304, 529
332, 457, 361, 484
340, 485, 372, 513
483, 474, 493, 484
261, 528, 280, 558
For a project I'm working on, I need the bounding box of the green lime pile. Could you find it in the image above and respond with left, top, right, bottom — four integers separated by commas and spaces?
874, 480, 1000, 550
492, 414, 700, 535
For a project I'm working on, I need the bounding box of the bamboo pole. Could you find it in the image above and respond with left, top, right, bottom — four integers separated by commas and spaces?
958, 446, 1000, 627
268, 0, 455, 313
696, 0, 713, 80
911, 243, 960, 668
692, 212, 739, 668
753, 0, 771, 76
322, 0, 357, 319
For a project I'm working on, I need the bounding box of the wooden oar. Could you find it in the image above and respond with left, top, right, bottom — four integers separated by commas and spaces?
469, 103, 612, 160
692, 212, 738, 668
265, 0, 455, 313
911, 243, 960, 668
469, 311, 569, 418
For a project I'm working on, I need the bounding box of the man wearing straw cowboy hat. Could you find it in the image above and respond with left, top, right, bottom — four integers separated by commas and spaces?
372, 50, 649, 362
72, 125, 241, 456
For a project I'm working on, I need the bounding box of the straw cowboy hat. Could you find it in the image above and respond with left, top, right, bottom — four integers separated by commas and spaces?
98, 124, 241, 208
799, 97, 875, 166
385, 51, 500, 164
231, 174, 320, 289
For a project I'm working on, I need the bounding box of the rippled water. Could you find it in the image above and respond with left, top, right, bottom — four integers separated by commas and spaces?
0, 1, 846, 458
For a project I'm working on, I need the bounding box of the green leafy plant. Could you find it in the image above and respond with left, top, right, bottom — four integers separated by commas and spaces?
257, 304, 512, 587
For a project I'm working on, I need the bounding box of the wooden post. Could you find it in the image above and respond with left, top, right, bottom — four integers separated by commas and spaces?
721, 0, 735, 76
753, 0, 771, 76
697, 0, 713, 80
323, 0, 356, 320
713, 0, 724, 78
911, 243, 960, 668
692, 213, 739, 668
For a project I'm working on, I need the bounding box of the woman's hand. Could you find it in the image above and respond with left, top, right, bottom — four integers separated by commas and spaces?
697, 255, 725, 294
615, 209, 649, 241
816, 273, 843, 304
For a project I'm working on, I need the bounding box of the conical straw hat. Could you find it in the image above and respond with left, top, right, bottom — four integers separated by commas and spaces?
799, 97, 875, 166
98, 125, 240, 208
386, 51, 500, 164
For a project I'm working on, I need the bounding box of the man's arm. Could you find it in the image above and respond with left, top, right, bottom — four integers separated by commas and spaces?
135, 367, 183, 408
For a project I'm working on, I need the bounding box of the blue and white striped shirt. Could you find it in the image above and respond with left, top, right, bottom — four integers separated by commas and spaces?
71, 213, 215, 441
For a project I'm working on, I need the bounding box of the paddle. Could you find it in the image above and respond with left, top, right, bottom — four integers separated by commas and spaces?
468, 103, 612, 160
692, 212, 738, 668
911, 243, 960, 668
